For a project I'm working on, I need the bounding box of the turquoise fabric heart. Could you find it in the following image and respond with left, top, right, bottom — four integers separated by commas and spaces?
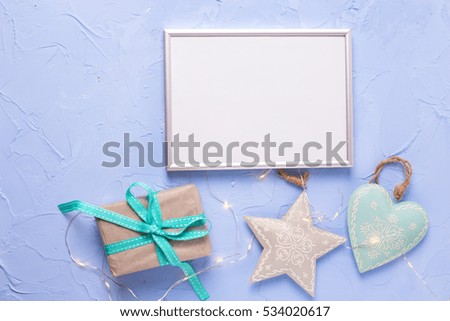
348, 183, 429, 273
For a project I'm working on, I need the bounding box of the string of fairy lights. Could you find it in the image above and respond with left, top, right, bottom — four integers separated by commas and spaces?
63, 169, 441, 300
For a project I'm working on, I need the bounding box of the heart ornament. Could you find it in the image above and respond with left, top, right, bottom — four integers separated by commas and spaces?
348, 157, 429, 273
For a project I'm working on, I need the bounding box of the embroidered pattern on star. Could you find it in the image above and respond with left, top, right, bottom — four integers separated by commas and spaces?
245, 191, 345, 297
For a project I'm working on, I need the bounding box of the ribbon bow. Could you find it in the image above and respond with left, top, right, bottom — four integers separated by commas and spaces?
58, 182, 210, 300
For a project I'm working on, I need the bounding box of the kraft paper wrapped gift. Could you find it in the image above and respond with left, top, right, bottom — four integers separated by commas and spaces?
97, 184, 211, 277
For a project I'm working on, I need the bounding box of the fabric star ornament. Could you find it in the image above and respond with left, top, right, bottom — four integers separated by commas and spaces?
245, 190, 345, 297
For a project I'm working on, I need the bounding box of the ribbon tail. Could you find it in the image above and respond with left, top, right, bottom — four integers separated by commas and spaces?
153, 235, 209, 301
177, 262, 209, 301
58, 200, 151, 234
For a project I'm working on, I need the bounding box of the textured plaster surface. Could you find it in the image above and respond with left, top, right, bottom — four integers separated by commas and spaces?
0, 0, 449, 300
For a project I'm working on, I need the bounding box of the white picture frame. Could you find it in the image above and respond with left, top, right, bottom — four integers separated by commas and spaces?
164, 29, 353, 171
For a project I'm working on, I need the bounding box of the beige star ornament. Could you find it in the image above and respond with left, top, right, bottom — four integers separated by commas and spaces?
245, 191, 345, 296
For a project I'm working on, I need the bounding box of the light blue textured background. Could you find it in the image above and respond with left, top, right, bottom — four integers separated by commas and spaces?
1, 0, 449, 300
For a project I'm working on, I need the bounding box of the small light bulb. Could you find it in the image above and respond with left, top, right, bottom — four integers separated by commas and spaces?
215, 257, 224, 263
223, 201, 231, 209
258, 169, 271, 181
369, 236, 380, 245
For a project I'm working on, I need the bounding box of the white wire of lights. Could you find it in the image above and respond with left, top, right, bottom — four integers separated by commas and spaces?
64, 169, 441, 300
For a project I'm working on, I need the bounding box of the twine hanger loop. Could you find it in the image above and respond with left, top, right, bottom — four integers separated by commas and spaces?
369, 156, 412, 201
277, 169, 309, 190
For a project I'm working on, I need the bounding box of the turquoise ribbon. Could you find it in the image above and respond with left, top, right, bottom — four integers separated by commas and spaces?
58, 182, 210, 300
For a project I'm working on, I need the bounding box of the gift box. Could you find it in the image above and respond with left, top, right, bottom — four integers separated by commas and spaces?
59, 182, 211, 300
98, 184, 211, 277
